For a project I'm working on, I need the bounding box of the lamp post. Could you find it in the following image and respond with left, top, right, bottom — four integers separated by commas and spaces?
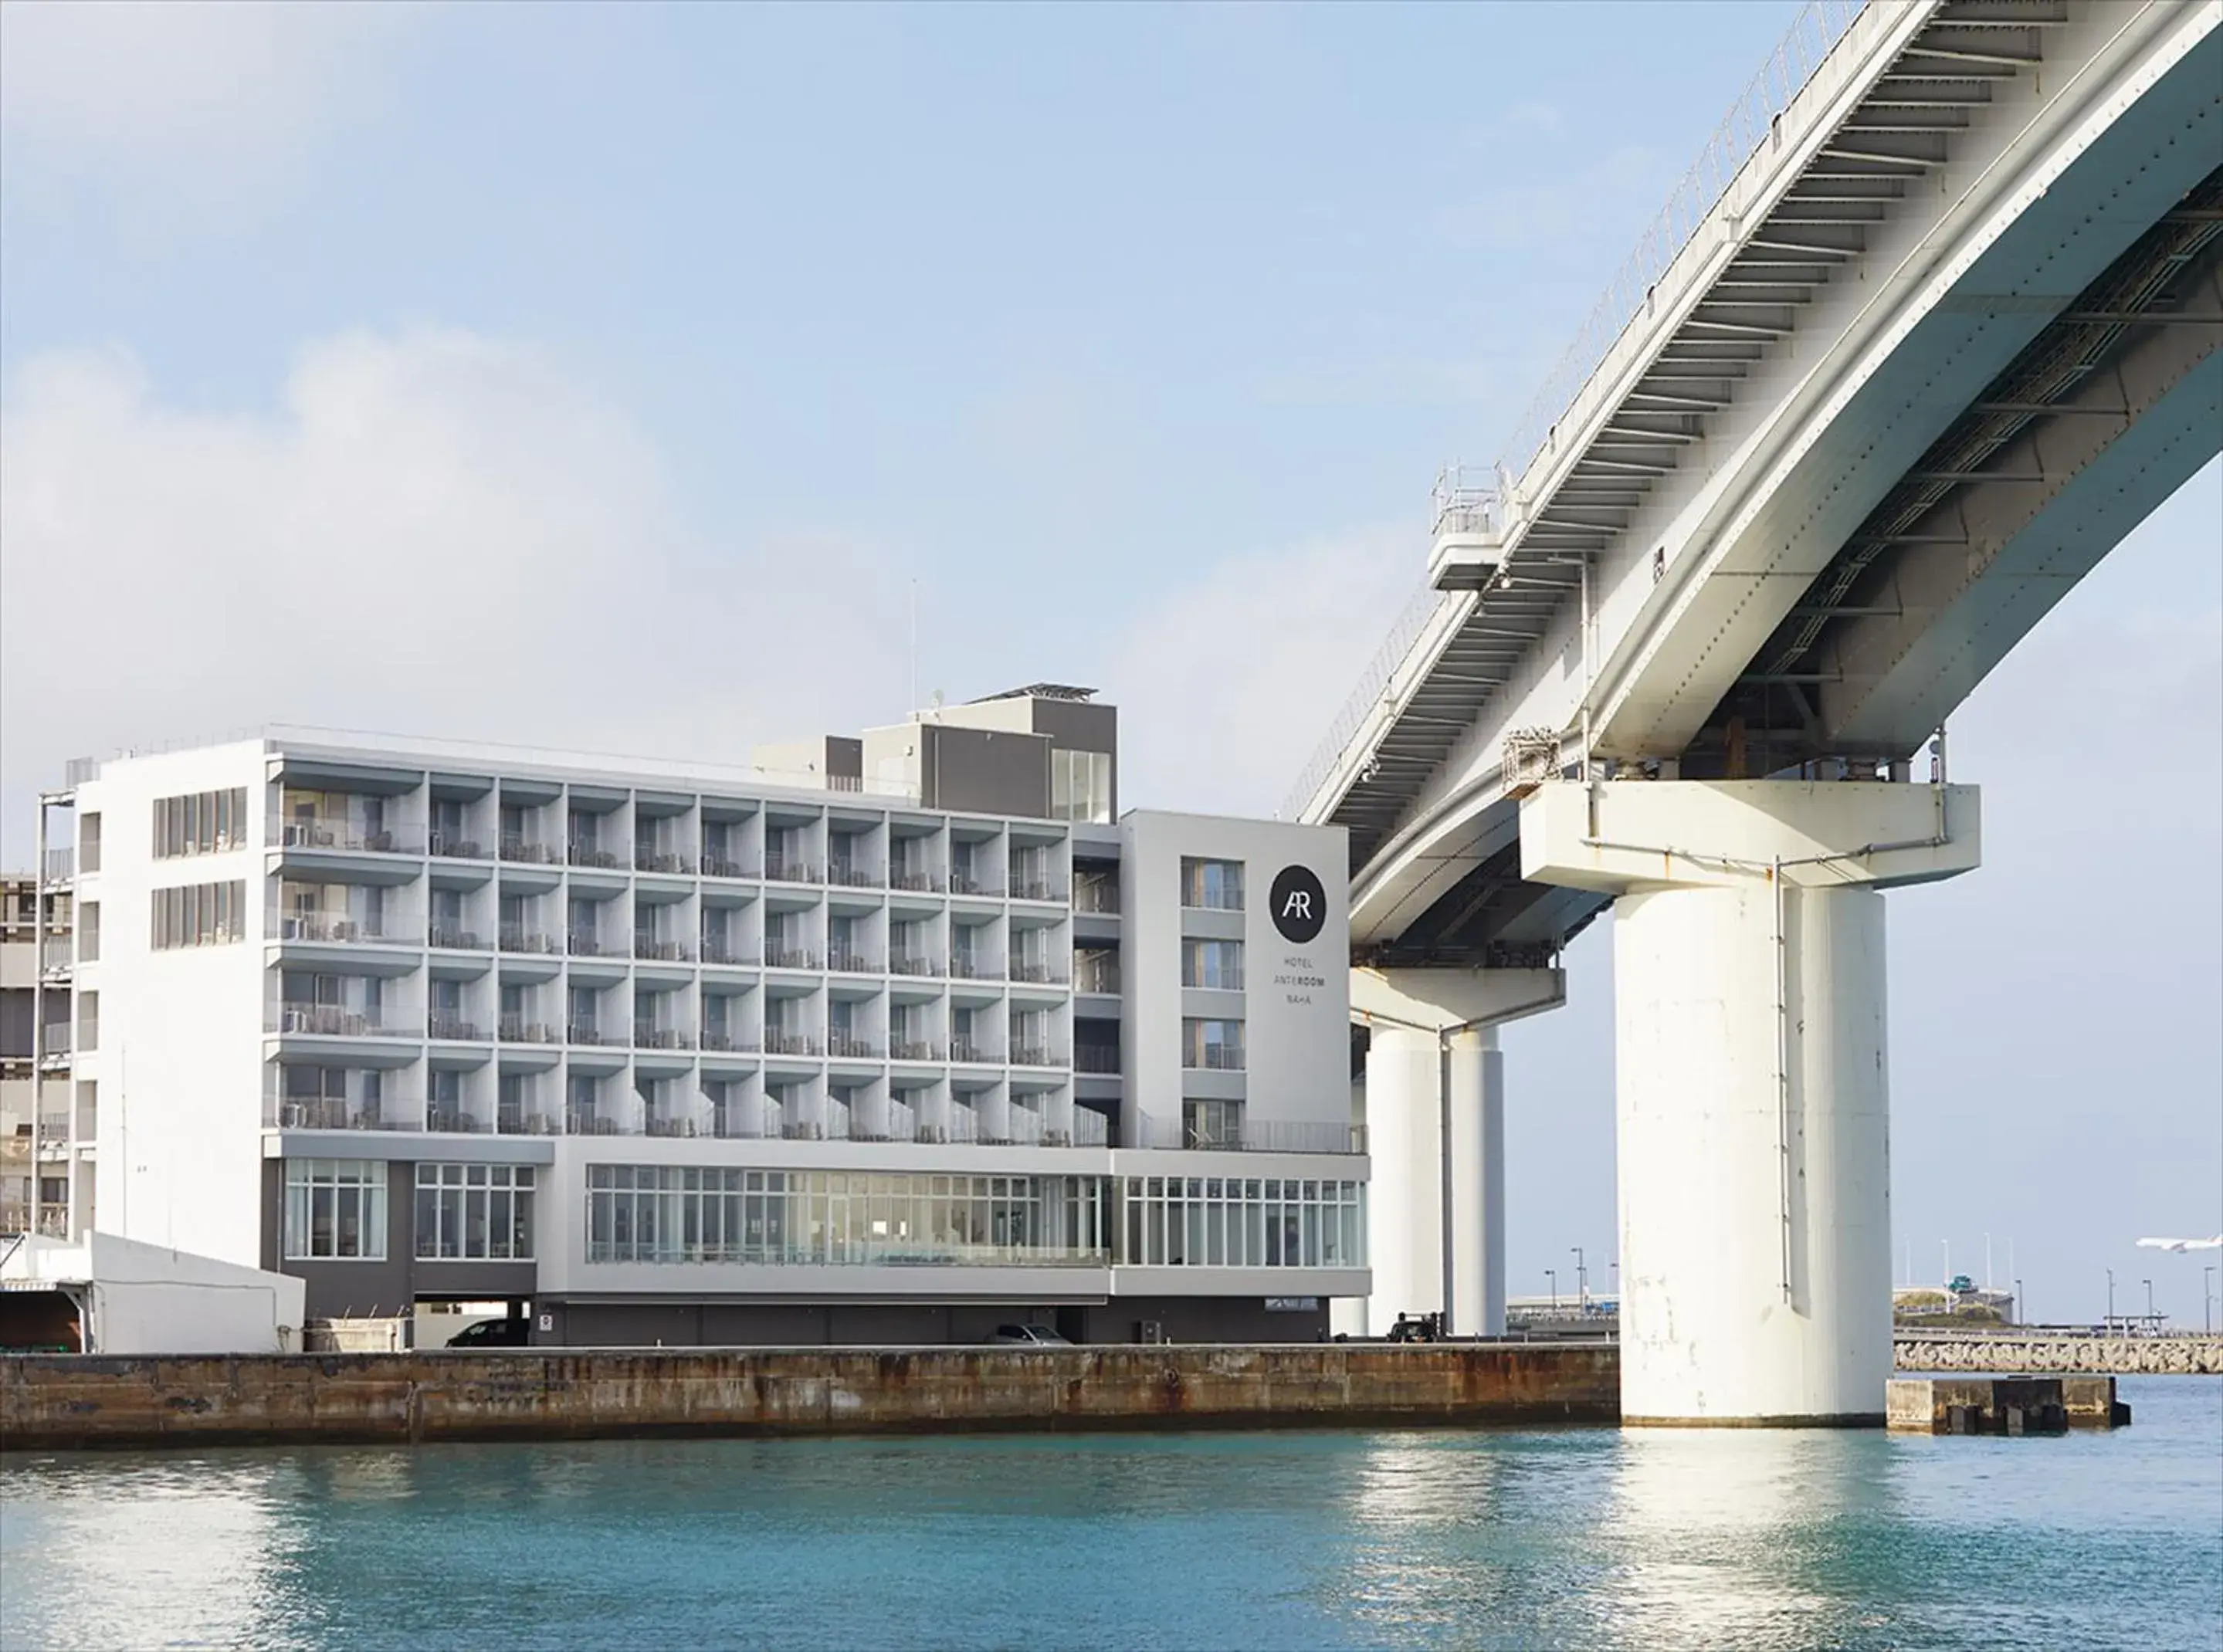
1572, 1246, 1588, 1312
2143, 1278, 2154, 1330
1545, 1268, 1558, 1312
2015, 1277, 2025, 1328
2106, 1268, 2115, 1332
2205, 1266, 2215, 1335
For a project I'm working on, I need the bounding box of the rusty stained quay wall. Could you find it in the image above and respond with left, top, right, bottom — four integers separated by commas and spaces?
1, 1343, 1620, 1451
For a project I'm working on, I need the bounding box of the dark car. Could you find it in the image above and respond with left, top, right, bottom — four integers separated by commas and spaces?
445, 1317, 529, 1349
985, 1323, 1071, 1346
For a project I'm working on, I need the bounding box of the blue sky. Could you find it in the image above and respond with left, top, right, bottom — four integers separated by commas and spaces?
4, 2, 2216, 1320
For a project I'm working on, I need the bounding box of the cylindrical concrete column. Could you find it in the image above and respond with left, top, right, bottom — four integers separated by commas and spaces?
1445, 1027, 1506, 1337
1615, 880, 1893, 1424
1364, 1026, 1442, 1335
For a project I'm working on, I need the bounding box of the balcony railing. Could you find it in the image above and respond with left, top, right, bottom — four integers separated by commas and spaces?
1074, 1045, 1120, 1075
947, 873, 1001, 898
564, 1109, 635, 1137
36, 1027, 71, 1058
1009, 880, 1069, 904
827, 860, 882, 889
646, 1115, 702, 1139
764, 946, 819, 970
890, 953, 941, 978
498, 1017, 560, 1043
890, 1039, 942, 1062
702, 855, 757, 880
567, 931, 613, 957
635, 848, 696, 875
1072, 1109, 1111, 1147
1184, 1045, 1246, 1072
426, 1108, 490, 1135
1130, 1111, 1367, 1155
272, 912, 396, 944
430, 833, 486, 860
39, 941, 73, 976
827, 1032, 879, 1060
889, 868, 941, 893
567, 839, 623, 870
429, 926, 486, 951
984, 1109, 1048, 1147
950, 1039, 994, 1065
1008, 1045, 1068, 1069
827, 948, 881, 974
764, 1031, 821, 1057
700, 938, 757, 966
276, 819, 422, 855
948, 954, 1002, 981
633, 936, 696, 962
764, 853, 819, 885
699, 1030, 759, 1054
270, 1006, 395, 1038
1008, 960, 1069, 986
1073, 879, 1120, 914
499, 835, 560, 865
633, 1025, 695, 1051
499, 926, 559, 955
1075, 960, 1120, 994
567, 1022, 612, 1046
428, 1015, 485, 1042
264, 1097, 421, 1131
496, 1109, 564, 1136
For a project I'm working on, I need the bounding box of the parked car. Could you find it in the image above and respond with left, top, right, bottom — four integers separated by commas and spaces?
445, 1316, 530, 1349
985, 1323, 1071, 1346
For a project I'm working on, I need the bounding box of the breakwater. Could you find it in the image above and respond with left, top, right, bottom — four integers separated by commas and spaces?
1893, 1332, 2223, 1376
0, 1342, 1619, 1450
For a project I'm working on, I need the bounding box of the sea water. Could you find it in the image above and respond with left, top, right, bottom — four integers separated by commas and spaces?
2, 1376, 2216, 1650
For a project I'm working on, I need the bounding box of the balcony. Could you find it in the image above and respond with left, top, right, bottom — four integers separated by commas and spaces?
567, 838, 622, 871
702, 855, 757, 880
428, 1015, 486, 1042
1073, 879, 1120, 915
699, 1030, 758, 1054
633, 936, 696, 963
1008, 1045, 1063, 1068
764, 1031, 821, 1057
1008, 960, 1069, 986
1010, 880, 1069, 904
948, 954, 1002, 981
272, 912, 398, 945
1184, 1045, 1246, 1072
275, 818, 423, 855
431, 833, 486, 860
890, 1039, 942, 1062
633, 1024, 695, 1051
646, 1115, 701, 1139
764, 853, 819, 885
567, 1022, 614, 1046
499, 926, 559, 955
950, 1039, 994, 1065
36, 1027, 70, 1065
827, 1032, 879, 1060
700, 938, 757, 966
947, 873, 1000, 898
498, 835, 560, 865
764, 946, 820, 970
264, 1097, 420, 1131
1075, 1045, 1120, 1075
1072, 1109, 1110, 1147
635, 848, 696, 875
270, 1006, 397, 1038
565, 1109, 635, 1137
496, 1107, 564, 1136
889, 868, 941, 893
43, 846, 76, 882
426, 1107, 489, 1135
498, 1016, 560, 1043
1075, 960, 1120, 994
39, 943, 72, 980
429, 926, 487, 951
1130, 1112, 1367, 1155
566, 930, 615, 958
827, 861, 881, 890
890, 954, 940, 978
827, 947, 881, 975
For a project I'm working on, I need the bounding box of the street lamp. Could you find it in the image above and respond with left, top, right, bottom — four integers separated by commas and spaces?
2143, 1278, 2154, 1329
2015, 1277, 2025, 1328
2205, 1265, 2216, 1335
1545, 1268, 1558, 1311
1572, 1246, 1588, 1312
2106, 1268, 2116, 1332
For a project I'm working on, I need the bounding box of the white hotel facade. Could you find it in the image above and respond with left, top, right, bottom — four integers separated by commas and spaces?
36, 688, 1367, 1344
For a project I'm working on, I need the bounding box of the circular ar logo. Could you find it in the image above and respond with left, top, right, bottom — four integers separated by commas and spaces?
1269, 864, 1327, 943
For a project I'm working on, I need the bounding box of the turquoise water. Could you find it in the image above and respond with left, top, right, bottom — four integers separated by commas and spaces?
2, 1379, 2217, 1651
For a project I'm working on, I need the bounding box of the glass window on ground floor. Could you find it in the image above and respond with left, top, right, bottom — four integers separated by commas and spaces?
415, 1163, 535, 1261
584, 1166, 1108, 1268
1117, 1176, 1365, 1269
283, 1159, 388, 1260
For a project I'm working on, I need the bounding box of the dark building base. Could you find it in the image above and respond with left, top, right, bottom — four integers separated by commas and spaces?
534, 1295, 1331, 1348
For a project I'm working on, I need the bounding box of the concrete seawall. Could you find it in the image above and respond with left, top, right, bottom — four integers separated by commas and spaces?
1893, 1334, 2223, 1376
1, 1343, 1620, 1451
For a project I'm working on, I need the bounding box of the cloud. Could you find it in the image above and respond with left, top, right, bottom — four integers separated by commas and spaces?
0, 1, 429, 225
0, 328, 913, 860
1100, 523, 1418, 819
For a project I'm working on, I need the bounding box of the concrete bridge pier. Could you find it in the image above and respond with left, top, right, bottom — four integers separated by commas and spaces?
1344, 967, 1564, 1338
1521, 778, 1981, 1425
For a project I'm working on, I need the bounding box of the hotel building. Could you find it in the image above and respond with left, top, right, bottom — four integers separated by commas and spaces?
35, 688, 1367, 1344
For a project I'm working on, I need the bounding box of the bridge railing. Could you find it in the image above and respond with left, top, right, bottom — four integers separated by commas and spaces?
1283, 0, 1874, 827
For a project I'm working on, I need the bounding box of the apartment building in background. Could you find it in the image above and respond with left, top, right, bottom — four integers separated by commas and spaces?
38, 686, 1366, 1345
2, 866, 85, 1239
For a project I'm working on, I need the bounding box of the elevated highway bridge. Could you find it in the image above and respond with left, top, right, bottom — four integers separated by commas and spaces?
1302, 0, 2221, 1424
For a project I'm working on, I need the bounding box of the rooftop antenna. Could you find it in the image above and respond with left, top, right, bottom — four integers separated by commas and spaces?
910, 577, 920, 713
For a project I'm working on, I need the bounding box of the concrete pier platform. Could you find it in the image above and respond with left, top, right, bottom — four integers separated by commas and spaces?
1886, 1376, 2130, 1435
2, 1342, 1619, 1451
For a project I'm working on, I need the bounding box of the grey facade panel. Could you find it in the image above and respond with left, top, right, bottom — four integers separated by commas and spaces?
0, 989, 31, 1059
1181, 987, 1245, 1020
1181, 1069, 1248, 1102
1178, 909, 1245, 942
920, 725, 1052, 818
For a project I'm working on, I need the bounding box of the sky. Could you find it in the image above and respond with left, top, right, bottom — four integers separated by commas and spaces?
3, 1, 2217, 1323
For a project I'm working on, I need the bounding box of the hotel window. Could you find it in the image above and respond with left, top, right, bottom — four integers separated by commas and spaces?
1181, 1017, 1245, 1071
152, 788, 249, 858
414, 1163, 535, 1261
1117, 1176, 1366, 1269
1049, 748, 1113, 824
79, 902, 100, 963
151, 880, 248, 950
1181, 939, 1243, 991
283, 1159, 388, 1260
79, 813, 102, 875
1179, 858, 1243, 911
